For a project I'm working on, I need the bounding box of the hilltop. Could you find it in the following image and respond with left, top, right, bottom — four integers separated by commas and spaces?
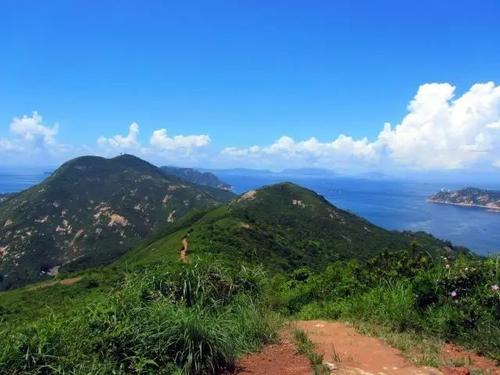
124, 182, 464, 271
1, 182, 495, 375
428, 187, 500, 212
160, 166, 232, 190
0, 154, 235, 290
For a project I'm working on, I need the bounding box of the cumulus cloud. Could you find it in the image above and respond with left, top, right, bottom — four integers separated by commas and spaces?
0, 139, 14, 152
379, 82, 500, 169
221, 135, 378, 170
96, 123, 211, 162
150, 129, 211, 152
4, 82, 500, 170
0, 112, 65, 162
97, 122, 140, 150
221, 82, 500, 170
9, 112, 59, 146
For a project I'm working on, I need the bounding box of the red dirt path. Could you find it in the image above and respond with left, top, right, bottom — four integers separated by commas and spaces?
233, 333, 310, 375
234, 320, 499, 375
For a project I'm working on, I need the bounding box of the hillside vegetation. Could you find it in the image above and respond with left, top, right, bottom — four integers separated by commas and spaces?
125, 183, 466, 272
0, 154, 234, 290
0, 181, 497, 374
160, 166, 232, 191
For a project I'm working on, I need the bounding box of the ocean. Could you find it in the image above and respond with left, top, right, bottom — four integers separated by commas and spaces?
1, 168, 499, 256
0, 168, 49, 194
212, 171, 500, 256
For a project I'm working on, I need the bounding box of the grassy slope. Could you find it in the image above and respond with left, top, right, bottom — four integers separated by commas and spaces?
1, 182, 453, 326
0, 154, 235, 290
2, 182, 492, 374
122, 182, 463, 273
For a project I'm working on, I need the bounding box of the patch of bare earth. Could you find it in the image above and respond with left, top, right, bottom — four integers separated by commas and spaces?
298, 320, 441, 374
296, 320, 499, 375
29, 276, 82, 290
232, 331, 310, 375
440, 343, 499, 375
59, 277, 81, 286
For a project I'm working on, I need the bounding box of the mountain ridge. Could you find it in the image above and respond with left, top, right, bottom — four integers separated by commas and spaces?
160, 165, 232, 190
0, 154, 235, 290
123, 181, 467, 271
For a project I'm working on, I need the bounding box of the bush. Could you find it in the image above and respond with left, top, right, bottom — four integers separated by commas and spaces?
0, 261, 277, 374
272, 250, 500, 360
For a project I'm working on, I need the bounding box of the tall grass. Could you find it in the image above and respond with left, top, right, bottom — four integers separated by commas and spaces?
276, 251, 500, 361
0, 260, 279, 374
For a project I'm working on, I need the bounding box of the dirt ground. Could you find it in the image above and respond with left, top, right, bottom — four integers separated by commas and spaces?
297, 320, 442, 375
233, 332, 310, 375
29, 276, 82, 290
234, 320, 499, 375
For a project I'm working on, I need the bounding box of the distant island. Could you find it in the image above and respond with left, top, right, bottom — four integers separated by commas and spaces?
428, 187, 500, 212
160, 166, 232, 190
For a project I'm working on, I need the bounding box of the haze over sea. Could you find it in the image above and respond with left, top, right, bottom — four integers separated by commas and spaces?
1, 167, 499, 256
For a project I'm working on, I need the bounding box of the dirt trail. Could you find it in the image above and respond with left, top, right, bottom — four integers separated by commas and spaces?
297, 320, 441, 375
29, 276, 81, 290
179, 237, 188, 263
297, 320, 499, 375
233, 331, 310, 375
234, 320, 499, 375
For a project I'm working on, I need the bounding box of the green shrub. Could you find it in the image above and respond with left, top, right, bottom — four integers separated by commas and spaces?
273, 250, 499, 360
0, 261, 277, 374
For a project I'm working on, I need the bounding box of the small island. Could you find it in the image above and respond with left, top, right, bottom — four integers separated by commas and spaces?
428, 187, 500, 212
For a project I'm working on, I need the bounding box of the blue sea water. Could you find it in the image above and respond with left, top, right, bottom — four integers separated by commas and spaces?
0, 168, 48, 194
212, 171, 500, 256
1, 168, 499, 256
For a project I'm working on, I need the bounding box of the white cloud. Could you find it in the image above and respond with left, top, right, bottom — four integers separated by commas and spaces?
97, 122, 140, 150
150, 129, 211, 152
379, 82, 500, 169
221, 82, 500, 170
6, 111, 59, 145
0, 139, 14, 152
221, 134, 379, 170
222, 135, 377, 161
3, 82, 500, 171
96, 123, 211, 164
9, 112, 59, 146
0, 112, 65, 163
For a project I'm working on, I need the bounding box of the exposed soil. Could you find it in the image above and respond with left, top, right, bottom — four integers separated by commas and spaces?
440, 343, 499, 375
234, 320, 499, 375
29, 276, 82, 290
233, 331, 310, 375
180, 237, 188, 263
59, 277, 82, 286
297, 320, 441, 375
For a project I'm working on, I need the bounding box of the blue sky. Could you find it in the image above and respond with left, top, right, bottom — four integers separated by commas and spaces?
1, 1, 500, 172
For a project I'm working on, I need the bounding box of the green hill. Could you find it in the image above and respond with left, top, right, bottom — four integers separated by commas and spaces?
1, 182, 494, 375
0, 154, 235, 290
160, 166, 232, 190
122, 182, 464, 271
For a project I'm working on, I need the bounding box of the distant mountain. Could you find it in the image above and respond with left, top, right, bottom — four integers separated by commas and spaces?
0, 154, 235, 290
280, 168, 336, 176
160, 166, 232, 190
428, 187, 500, 212
205, 168, 274, 176
126, 182, 465, 271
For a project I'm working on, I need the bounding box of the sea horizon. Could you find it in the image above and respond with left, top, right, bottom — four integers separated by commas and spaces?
2, 165, 499, 256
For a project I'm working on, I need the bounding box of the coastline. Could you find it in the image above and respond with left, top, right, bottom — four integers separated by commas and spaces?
427, 199, 500, 213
